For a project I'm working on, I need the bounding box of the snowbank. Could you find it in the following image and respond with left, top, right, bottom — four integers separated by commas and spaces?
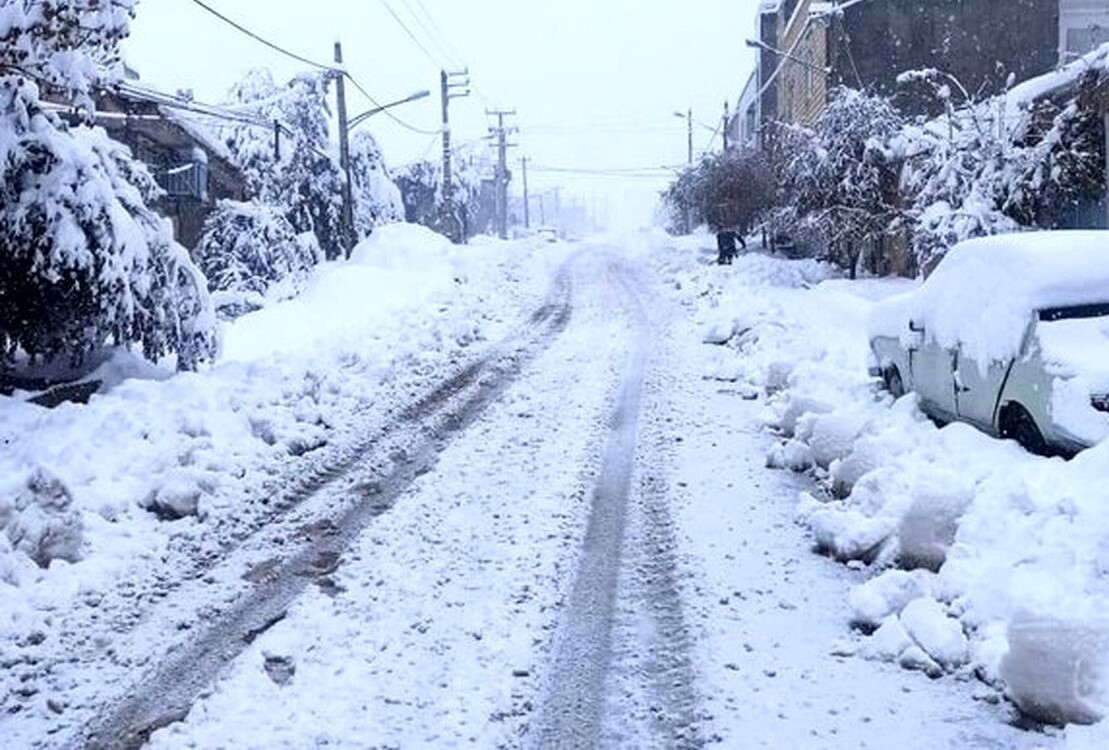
0, 226, 564, 645
656, 233, 1109, 734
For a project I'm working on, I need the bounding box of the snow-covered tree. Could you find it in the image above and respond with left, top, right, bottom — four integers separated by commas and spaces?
350, 130, 403, 240
222, 69, 346, 260
662, 150, 775, 235
891, 68, 1106, 272
0, 0, 136, 108
0, 3, 216, 371
777, 88, 905, 275
195, 200, 321, 318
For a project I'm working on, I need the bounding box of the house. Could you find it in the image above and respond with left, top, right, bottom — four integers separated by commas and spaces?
49, 79, 249, 249
91, 85, 249, 249
739, 0, 1109, 133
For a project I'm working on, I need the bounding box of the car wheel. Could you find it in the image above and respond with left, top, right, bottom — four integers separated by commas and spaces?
1001, 404, 1049, 456
883, 367, 905, 399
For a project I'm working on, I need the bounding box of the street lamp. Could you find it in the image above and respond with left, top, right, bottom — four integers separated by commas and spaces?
348, 89, 432, 132
673, 109, 692, 164
744, 38, 832, 75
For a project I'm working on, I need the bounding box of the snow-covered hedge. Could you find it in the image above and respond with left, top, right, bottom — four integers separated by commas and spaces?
195, 199, 322, 318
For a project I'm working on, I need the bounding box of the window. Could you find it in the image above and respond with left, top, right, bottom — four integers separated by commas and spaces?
1060, 1, 1109, 61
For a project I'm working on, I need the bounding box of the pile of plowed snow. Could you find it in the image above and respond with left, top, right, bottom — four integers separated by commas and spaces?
656, 233, 1109, 743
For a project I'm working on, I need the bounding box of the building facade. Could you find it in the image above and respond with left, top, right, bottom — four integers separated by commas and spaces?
757, 0, 1109, 129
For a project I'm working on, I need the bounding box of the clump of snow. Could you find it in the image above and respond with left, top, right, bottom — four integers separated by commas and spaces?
1, 469, 84, 571
1002, 612, 1109, 726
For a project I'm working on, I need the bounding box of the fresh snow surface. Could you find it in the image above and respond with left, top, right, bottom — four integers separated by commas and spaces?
0, 224, 567, 656
870, 231, 1109, 367
661, 232, 1109, 743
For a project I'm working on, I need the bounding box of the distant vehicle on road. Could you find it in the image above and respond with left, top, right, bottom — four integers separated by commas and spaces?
536, 226, 558, 243
868, 232, 1109, 455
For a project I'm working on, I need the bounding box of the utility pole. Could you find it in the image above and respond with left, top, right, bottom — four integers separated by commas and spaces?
440, 69, 470, 243
486, 108, 517, 240
723, 100, 731, 151
520, 156, 530, 230
686, 108, 693, 164
334, 41, 355, 258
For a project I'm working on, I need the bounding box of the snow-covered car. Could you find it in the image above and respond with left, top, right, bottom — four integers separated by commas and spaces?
868, 231, 1109, 455
536, 227, 558, 243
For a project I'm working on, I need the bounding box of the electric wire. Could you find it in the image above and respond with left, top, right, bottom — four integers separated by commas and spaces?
378, 0, 443, 68
184, 0, 338, 72
182, 0, 440, 136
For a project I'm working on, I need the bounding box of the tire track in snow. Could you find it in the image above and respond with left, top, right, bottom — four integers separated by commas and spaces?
533, 259, 704, 748
77, 269, 575, 750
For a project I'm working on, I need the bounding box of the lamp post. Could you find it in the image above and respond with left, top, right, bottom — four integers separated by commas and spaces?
674, 109, 693, 234
673, 109, 693, 164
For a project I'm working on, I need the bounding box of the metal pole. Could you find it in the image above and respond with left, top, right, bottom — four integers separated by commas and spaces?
521, 156, 530, 230
497, 113, 508, 239
334, 42, 355, 258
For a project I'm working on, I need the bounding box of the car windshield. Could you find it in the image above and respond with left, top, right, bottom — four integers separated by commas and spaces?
1037, 307, 1109, 374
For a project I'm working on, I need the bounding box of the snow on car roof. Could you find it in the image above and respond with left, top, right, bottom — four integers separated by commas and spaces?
870, 231, 1109, 365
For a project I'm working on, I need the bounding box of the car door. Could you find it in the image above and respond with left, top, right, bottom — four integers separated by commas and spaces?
908, 321, 958, 420
954, 348, 1011, 432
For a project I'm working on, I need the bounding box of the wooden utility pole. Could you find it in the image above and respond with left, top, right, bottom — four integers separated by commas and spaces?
334, 41, 355, 258
520, 156, 530, 230
486, 108, 517, 239
440, 69, 470, 243
723, 100, 731, 151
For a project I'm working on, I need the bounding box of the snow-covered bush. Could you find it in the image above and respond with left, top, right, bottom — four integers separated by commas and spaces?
0, 0, 215, 371
0, 77, 217, 370
350, 130, 403, 240
662, 149, 775, 235
195, 200, 322, 317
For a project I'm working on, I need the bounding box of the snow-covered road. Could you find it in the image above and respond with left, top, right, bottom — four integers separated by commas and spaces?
4, 236, 1060, 749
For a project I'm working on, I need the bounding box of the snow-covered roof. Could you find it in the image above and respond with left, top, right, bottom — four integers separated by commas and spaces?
871, 231, 1109, 365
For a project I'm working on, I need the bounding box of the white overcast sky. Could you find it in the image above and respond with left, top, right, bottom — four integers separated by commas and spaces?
126, 0, 761, 229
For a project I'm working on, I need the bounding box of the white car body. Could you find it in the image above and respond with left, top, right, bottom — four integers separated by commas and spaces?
868, 232, 1109, 454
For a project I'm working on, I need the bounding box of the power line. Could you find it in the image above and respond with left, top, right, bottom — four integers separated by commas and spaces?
398, 0, 458, 69
183, 0, 439, 137
378, 0, 443, 68
183, 0, 337, 72
413, 0, 465, 67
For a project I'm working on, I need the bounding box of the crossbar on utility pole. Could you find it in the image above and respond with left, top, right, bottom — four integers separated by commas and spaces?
334, 41, 355, 258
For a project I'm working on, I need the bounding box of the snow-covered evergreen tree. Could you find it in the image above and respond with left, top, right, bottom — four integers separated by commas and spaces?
0, 0, 136, 108
0, 2, 216, 371
195, 200, 321, 318
350, 130, 403, 240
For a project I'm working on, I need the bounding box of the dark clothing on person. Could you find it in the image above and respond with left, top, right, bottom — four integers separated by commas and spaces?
716, 230, 745, 265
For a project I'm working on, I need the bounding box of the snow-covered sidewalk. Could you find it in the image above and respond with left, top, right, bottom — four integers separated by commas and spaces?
0, 225, 569, 737
653, 232, 1109, 746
